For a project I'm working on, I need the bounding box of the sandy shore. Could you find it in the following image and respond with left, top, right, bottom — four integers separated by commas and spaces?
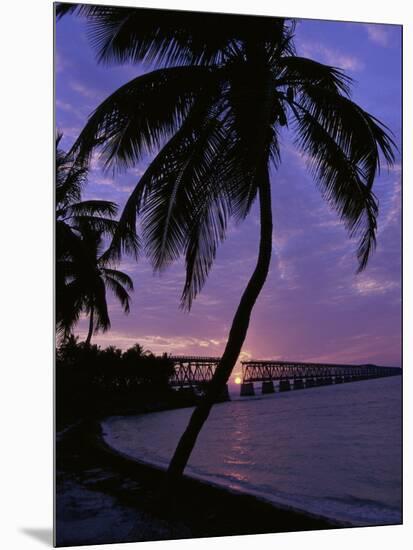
56, 418, 342, 547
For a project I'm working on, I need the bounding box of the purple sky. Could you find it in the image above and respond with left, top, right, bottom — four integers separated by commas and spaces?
56, 11, 402, 375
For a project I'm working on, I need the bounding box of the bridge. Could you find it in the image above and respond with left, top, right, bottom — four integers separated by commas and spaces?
169, 356, 220, 387
240, 360, 401, 395
169, 356, 401, 397
169, 356, 230, 400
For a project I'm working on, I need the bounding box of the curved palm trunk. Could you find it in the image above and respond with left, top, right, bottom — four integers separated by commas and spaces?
167, 167, 273, 482
85, 304, 94, 346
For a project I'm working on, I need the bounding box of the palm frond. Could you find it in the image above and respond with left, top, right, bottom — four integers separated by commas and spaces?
278, 56, 353, 95
55, 3, 81, 19
296, 85, 396, 189
102, 274, 131, 314
102, 73, 224, 264
65, 200, 118, 218
91, 277, 111, 332
56, 278, 85, 336
101, 268, 134, 292
180, 161, 234, 309
292, 103, 381, 271
56, 140, 88, 208
70, 66, 213, 171
71, 216, 120, 237
56, 220, 88, 263
141, 114, 230, 272
57, 3, 289, 68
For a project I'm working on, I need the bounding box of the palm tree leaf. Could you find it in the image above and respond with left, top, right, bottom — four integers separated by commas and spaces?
57, 3, 289, 68
101, 268, 134, 292
141, 113, 230, 271
56, 140, 88, 208
102, 274, 131, 314
70, 66, 214, 171
296, 85, 396, 189
65, 200, 118, 218
56, 278, 85, 337
102, 72, 225, 264
91, 276, 111, 332
292, 103, 381, 271
278, 56, 353, 95
71, 216, 120, 237
56, 220, 90, 264
180, 157, 237, 309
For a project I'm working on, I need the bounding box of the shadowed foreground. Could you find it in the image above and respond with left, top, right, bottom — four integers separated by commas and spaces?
55, 421, 339, 546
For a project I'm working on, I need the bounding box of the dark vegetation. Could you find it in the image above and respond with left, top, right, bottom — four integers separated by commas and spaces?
56, 337, 196, 428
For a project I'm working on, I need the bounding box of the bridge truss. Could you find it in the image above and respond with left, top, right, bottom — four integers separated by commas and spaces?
169, 356, 221, 387
241, 360, 401, 383
168, 356, 401, 393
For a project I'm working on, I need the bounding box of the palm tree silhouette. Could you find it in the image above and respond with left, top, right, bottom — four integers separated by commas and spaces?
56, 134, 134, 343
56, 6, 396, 480
62, 225, 133, 346
56, 133, 119, 264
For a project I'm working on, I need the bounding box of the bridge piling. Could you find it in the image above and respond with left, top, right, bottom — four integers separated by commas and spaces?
261, 381, 275, 394
279, 379, 291, 391
240, 382, 255, 396
293, 379, 304, 390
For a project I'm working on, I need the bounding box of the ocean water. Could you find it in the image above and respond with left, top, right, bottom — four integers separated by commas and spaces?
102, 377, 402, 527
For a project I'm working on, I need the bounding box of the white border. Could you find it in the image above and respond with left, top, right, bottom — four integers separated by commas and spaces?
1, 1, 411, 549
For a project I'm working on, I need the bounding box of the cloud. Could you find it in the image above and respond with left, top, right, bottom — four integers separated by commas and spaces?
239, 350, 253, 361
93, 175, 135, 193
353, 274, 399, 296
75, 330, 227, 355
195, 294, 222, 307
381, 178, 401, 231
366, 24, 390, 47
88, 154, 143, 194
55, 51, 68, 74
56, 99, 88, 121
70, 80, 103, 102
299, 42, 364, 72
56, 99, 73, 112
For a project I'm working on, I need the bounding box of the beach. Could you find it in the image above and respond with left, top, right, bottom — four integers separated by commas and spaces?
55, 419, 338, 547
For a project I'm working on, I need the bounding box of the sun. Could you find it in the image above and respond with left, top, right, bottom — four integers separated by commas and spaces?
234, 376, 242, 385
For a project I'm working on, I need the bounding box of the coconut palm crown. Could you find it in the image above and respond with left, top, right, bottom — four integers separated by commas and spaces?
56, 134, 135, 343
60, 225, 134, 346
